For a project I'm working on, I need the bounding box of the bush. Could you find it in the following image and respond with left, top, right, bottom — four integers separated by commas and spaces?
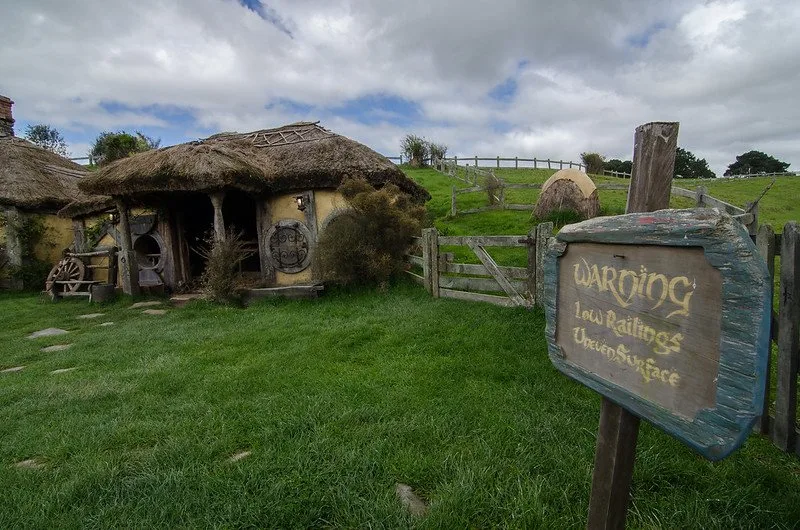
0, 213, 54, 291
196, 230, 255, 304
401, 134, 429, 167
315, 179, 426, 288
580, 152, 605, 175
429, 142, 448, 163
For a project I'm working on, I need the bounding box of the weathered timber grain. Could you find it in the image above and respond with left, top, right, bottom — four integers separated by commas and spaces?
437, 275, 526, 293
444, 262, 528, 279
438, 235, 524, 247
774, 222, 799, 452
756, 224, 776, 434
534, 222, 552, 308
468, 243, 527, 306
626, 122, 679, 213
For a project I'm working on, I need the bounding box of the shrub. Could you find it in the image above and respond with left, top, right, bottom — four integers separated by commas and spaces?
580, 152, 605, 175
0, 213, 54, 291
401, 134, 429, 167
196, 230, 255, 304
315, 179, 426, 288
428, 142, 448, 163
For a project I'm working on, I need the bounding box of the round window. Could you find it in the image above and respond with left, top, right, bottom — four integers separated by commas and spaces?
265, 220, 313, 273
133, 234, 163, 270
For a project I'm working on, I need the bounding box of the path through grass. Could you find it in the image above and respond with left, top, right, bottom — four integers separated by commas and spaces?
1, 288, 799, 528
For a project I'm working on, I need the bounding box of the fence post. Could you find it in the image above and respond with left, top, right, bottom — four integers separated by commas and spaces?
756, 224, 776, 434
534, 222, 553, 308
499, 181, 506, 209
526, 226, 537, 304
745, 200, 759, 239
695, 186, 707, 207
454, 156, 458, 167
559, 160, 564, 169
547, 159, 551, 169
450, 186, 457, 217
474, 155, 478, 168
497, 156, 500, 169
569, 161, 573, 168
515, 156, 519, 169
534, 158, 538, 169
774, 222, 799, 453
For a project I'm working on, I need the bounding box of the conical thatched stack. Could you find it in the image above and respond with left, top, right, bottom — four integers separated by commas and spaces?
534, 168, 600, 220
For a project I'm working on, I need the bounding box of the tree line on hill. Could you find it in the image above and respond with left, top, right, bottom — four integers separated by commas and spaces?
583, 148, 791, 179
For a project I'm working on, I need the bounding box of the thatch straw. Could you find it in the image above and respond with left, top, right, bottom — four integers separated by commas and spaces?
78, 122, 431, 203
0, 137, 90, 211
58, 196, 115, 219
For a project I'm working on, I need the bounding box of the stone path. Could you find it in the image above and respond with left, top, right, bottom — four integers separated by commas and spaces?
27, 328, 68, 339
50, 367, 77, 375
395, 483, 428, 517
42, 344, 72, 353
13, 458, 45, 470
142, 309, 167, 315
131, 301, 162, 309
76, 313, 105, 320
1, 366, 25, 373
228, 450, 252, 463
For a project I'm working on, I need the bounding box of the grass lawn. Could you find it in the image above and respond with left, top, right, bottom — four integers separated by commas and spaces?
2, 288, 800, 528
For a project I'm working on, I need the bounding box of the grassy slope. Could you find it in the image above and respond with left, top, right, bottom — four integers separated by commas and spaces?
1, 290, 799, 528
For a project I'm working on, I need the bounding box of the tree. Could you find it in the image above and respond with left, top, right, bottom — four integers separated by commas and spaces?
90, 131, 161, 166
400, 134, 429, 167
428, 142, 447, 162
24, 124, 68, 156
724, 150, 790, 176
580, 152, 605, 175
674, 147, 715, 179
604, 158, 632, 176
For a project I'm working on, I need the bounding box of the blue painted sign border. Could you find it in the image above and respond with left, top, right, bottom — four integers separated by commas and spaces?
544, 208, 771, 460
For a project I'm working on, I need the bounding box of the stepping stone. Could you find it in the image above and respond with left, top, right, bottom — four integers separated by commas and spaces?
50, 367, 77, 375
28, 328, 68, 339
1, 366, 25, 373
13, 458, 44, 470
228, 450, 252, 463
131, 301, 162, 309
77, 313, 105, 320
395, 483, 428, 517
99, 322, 115, 327
142, 309, 167, 315
170, 293, 204, 307
42, 344, 72, 353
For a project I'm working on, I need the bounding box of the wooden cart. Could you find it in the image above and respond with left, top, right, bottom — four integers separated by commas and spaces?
45, 248, 117, 302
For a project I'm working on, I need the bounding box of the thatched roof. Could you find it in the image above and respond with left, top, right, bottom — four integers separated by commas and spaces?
0, 136, 90, 211
78, 122, 430, 202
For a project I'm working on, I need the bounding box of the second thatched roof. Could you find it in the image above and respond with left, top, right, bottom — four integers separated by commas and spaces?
0, 136, 89, 211
77, 122, 430, 202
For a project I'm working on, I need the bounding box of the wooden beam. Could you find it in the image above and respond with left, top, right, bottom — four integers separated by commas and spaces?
588, 121, 678, 530
438, 235, 525, 247
439, 288, 516, 307
756, 224, 776, 434
774, 222, 799, 452
115, 199, 140, 296
209, 192, 226, 241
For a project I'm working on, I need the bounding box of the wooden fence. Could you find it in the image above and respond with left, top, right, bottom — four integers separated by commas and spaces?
755, 222, 800, 456
406, 224, 554, 308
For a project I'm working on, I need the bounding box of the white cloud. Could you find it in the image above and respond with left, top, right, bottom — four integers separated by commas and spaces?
0, 0, 797, 175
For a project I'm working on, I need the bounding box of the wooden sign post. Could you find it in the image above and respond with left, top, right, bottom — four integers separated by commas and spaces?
543, 123, 772, 529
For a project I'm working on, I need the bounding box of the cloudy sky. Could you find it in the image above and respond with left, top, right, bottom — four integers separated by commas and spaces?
1, 0, 797, 175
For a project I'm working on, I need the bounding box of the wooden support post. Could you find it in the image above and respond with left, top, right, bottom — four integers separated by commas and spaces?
745, 201, 759, 239
588, 121, 679, 530
499, 181, 506, 209
475, 155, 478, 168
695, 186, 707, 207
450, 186, 457, 217
534, 158, 538, 169
756, 224, 776, 434
497, 156, 500, 169
255, 200, 276, 286
559, 160, 564, 169
107, 246, 118, 286
534, 222, 553, 308
515, 156, 518, 169
209, 192, 226, 241
547, 159, 551, 169
303, 190, 319, 280
774, 222, 799, 452
421, 228, 439, 297
72, 219, 87, 253
115, 199, 140, 296
526, 226, 537, 304
569, 161, 573, 168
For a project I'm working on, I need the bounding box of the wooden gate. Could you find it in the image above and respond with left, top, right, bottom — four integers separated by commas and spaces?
406, 224, 553, 308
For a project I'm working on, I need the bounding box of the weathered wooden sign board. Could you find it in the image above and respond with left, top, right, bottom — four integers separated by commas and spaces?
544, 208, 771, 460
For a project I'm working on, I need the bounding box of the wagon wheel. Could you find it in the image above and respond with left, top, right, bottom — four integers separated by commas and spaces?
45, 257, 86, 292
